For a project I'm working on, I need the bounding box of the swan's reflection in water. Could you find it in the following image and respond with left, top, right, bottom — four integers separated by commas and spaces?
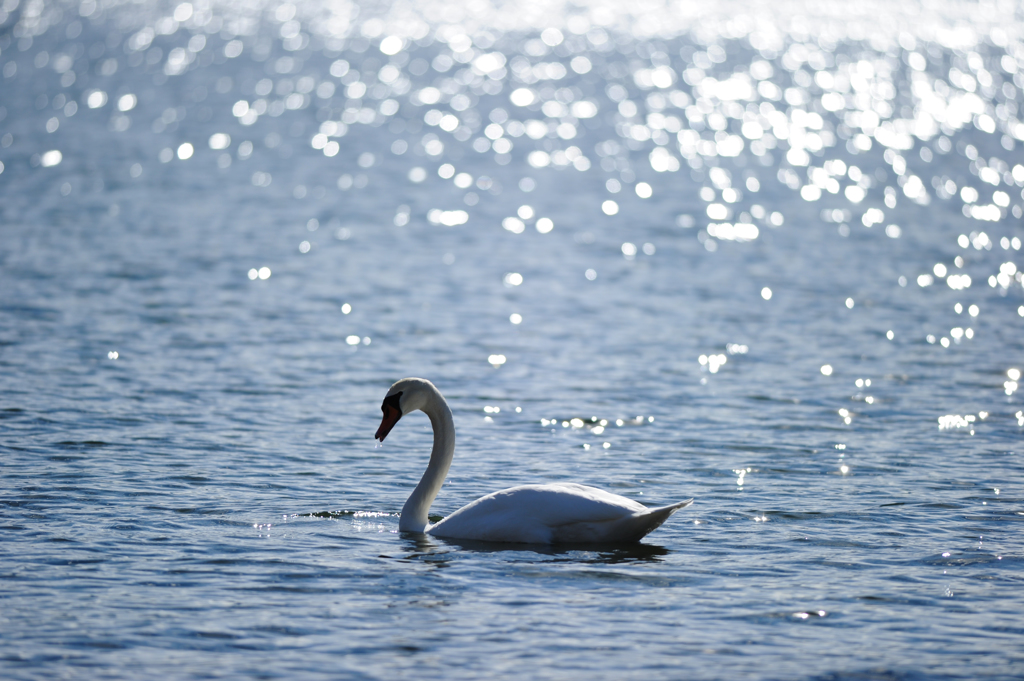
394, 532, 452, 568
397, 532, 670, 566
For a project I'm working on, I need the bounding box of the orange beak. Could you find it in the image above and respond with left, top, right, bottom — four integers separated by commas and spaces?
375, 403, 402, 441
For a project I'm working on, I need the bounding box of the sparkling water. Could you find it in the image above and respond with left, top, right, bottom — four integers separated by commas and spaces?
2, 1, 1023, 678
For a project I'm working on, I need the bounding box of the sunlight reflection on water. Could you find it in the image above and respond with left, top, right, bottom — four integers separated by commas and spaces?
1, 1, 1024, 679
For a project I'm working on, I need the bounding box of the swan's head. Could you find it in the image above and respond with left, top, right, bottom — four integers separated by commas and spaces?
374, 377, 437, 441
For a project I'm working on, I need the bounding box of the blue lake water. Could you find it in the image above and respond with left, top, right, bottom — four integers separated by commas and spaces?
2, 1, 1024, 678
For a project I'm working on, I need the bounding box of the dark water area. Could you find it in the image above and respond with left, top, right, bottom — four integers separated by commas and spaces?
1, 1, 1023, 678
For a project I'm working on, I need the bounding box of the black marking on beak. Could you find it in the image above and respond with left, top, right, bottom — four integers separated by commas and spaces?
375, 391, 403, 441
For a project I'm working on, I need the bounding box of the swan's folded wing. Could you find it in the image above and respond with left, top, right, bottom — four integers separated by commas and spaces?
429, 483, 660, 544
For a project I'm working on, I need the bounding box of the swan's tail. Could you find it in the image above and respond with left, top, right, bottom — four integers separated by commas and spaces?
617, 498, 694, 542
549, 498, 694, 544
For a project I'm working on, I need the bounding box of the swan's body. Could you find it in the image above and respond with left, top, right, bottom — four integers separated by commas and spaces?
375, 377, 692, 544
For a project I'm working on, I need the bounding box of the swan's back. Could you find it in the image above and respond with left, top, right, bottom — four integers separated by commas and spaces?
428, 483, 693, 544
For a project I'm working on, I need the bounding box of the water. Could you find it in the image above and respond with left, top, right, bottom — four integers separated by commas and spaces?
2, 1, 1024, 678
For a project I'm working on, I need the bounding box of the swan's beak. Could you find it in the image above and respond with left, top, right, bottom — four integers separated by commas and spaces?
375, 404, 402, 441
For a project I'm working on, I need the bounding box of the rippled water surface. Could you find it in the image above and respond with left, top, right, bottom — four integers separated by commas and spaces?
2, 1, 1024, 678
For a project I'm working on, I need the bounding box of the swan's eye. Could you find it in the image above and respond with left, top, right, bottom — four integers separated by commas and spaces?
382, 391, 403, 414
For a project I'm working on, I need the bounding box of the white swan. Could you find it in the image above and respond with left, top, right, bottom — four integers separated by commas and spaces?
375, 377, 693, 544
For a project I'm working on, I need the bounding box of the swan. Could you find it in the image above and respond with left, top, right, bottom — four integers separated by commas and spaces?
374, 377, 693, 544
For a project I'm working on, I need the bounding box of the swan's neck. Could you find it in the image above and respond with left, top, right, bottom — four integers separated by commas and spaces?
399, 391, 455, 533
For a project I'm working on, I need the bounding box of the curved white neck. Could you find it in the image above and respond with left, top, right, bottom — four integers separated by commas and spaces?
399, 390, 455, 532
